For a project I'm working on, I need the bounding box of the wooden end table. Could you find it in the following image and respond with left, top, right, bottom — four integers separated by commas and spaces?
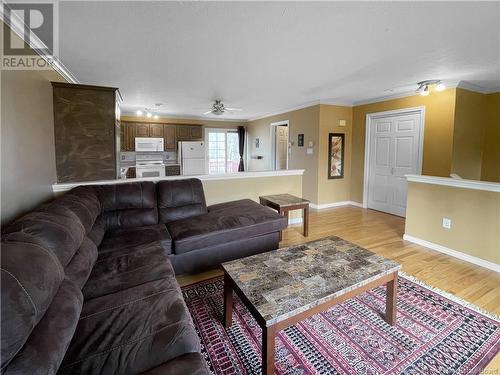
222, 236, 400, 375
259, 194, 310, 240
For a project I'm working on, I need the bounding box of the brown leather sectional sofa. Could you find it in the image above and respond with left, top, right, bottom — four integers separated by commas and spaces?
1, 179, 287, 374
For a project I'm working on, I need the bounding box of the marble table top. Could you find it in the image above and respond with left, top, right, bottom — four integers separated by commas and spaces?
259, 193, 309, 207
222, 236, 401, 326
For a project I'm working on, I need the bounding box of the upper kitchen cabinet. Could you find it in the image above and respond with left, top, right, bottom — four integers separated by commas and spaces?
121, 121, 136, 151
150, 123, 164, 138
177, 125, 203, 140
164, 125, 177, 150
135, 123, 150, 137
52, 82, 122, 183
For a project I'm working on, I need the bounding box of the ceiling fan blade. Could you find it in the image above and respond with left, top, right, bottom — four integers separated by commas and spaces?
203, 110, 213, 115
225, 107, 242, 111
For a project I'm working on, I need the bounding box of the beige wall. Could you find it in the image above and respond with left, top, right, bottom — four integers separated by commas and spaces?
247, 106, 320, 203
318, 105, 352, 204
351, 88, 457, 203
405, 182, 500, 264
1, 69, 65, 225
481, 93, 500, 182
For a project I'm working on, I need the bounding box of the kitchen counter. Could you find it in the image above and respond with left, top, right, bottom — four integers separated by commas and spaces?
52, 169, 305, 193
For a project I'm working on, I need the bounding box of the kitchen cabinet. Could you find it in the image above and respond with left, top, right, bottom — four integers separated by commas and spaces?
164, 125, 177, 150
150, 123, 164, 138
52, 82, 121, 183
136, 123, 150, 137
121, 122, 136, 151
177, 125, 203, 140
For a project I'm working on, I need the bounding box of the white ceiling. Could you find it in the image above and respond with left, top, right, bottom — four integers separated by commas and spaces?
58, 1, 500, 121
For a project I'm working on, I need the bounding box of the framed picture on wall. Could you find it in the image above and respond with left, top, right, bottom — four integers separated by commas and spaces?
328, 133, 344, 179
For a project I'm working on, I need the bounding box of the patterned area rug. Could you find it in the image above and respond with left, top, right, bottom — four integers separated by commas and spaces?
182, 274, 499, 375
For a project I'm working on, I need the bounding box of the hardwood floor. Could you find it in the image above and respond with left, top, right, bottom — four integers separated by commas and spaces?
177, 205, 500, 370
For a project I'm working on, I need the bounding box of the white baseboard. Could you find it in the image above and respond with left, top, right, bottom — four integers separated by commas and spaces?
403, 234, 500, 273
310, 201, 363, 210
288, 217, 303, 225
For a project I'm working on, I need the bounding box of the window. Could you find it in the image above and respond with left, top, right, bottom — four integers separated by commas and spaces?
206, 128, 240, 174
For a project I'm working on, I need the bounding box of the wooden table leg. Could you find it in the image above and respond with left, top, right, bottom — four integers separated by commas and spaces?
303, 205, 309, 237
262, 324, 276, 375
278, 208, 287, 241
224, 272, 233, 328
385, 272, 398, 325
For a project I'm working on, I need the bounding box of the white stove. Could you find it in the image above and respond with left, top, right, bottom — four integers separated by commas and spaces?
135, 154, 165, 178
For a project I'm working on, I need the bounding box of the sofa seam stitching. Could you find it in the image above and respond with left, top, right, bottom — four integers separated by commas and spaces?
79, 289, 169, 320
60, 320, 194, 368
0, 268, 38, 316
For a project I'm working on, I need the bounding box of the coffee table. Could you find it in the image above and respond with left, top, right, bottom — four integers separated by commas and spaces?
222, 236, 401, 375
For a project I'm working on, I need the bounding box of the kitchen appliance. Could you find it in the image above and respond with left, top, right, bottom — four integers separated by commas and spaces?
178, 141, 206, 175
135, 137, 164, 152
135, 154, 165, 178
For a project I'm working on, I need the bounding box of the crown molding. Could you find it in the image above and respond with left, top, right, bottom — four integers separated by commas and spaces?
456, 81, 500, 94
120, 110, 246, 123
0, 1, 79, 83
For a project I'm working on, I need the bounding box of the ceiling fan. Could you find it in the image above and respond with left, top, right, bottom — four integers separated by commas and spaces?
203, 100, 242, 116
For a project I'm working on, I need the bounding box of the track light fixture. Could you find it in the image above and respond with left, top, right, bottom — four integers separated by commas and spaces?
416, 80, 445, 96
136, 103, 163, 119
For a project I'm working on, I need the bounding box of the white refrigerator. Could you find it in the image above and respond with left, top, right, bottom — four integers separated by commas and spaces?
178, 141, 206, 175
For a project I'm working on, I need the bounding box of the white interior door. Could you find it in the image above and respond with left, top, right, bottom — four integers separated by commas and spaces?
275, 125, 288, 170
367, 112, 422, 217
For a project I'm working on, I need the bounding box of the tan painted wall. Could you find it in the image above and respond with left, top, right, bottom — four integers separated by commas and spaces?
0, 69, 66, 225
351, 88, 457, 203
481, 92, 500, 182
318, 105, 353, 204
405, 182, 500, 264
247, 106, 320, 203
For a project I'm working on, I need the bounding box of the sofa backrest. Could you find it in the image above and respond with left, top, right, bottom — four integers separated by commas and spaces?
157, 179, 207, 224
94, 181, 158, 230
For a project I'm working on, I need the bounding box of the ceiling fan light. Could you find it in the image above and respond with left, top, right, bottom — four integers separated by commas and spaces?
420, 85, 430, 96
136, 110, 143, 116
436, 82, 446, 91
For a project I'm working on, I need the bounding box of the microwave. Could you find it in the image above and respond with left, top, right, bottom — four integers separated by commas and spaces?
135, 137, 164, 152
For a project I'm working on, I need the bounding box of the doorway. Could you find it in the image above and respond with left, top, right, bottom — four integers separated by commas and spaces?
363, 107, 425, 217
270, 121, 289, 170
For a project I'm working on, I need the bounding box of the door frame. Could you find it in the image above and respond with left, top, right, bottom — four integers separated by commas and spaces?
362, 106, 425, 209
270, 120, 289, 170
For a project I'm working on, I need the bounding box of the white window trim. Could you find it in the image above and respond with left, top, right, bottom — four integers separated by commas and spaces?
205, 127, 239, 175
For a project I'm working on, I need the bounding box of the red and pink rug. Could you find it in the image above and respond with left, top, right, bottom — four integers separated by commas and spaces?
182, 274, 499, 374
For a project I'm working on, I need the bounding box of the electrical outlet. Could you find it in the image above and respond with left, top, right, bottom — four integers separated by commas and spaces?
442, 218, 452, 229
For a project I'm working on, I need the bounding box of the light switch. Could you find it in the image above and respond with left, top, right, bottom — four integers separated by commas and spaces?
339, 119, 347, 126
306, 147, 313, 155
442, 218, 452, 229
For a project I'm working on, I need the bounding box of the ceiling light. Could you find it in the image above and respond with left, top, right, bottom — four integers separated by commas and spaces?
136, 110, 143, 116
436, 82, 446, 91
420, 85, 429, 96
153, 114, 159, 119
146, 112, 152, 118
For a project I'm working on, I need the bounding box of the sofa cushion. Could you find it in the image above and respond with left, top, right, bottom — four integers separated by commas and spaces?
64, 237, 98, 289
139, 353, 209, 375
3, 279, 83, 375
157, 179, 207, 224
59, 278, 200, 375
1, 240, 65, 369
97, 224, 172, 258
95, 182, 158, 230
2, 208, 85, 268
83, 243, 174, 300
167, 199, 287, 255
54, 186, 101, 234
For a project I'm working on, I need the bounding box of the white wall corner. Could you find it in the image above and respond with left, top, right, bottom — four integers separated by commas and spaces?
403, 234, 500, 273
